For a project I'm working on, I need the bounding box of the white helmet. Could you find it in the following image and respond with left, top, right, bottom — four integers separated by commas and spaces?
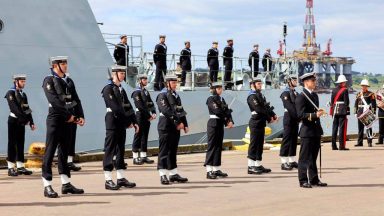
360, 79, 370, 87
335, 74, 347, 84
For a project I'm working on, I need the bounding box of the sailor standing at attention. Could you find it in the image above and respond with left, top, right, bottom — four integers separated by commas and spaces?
131, 74, 156, 165
156, 75, 189, 185
207, 41, 219, 83
248, 44, 260, 78
295, 72, 327, 188
247, 78, 277, 175
279, 75, 299, 171
42, 56, 84, 198
179, 41, 192, 86
101, 65, 139, 190
153, 35, 168, 91
5, 74, 35, 177
204, 82, 234, 179
223, 39, 234, 89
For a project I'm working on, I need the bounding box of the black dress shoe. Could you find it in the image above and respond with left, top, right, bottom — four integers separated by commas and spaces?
44, 186, 59, 198
8, 168, 18, 177
339, 148, 350, 151
169, 174, 188, 183
214, 170, 228, 178
300, 183, 312, 188
281, 163, 293, 171
255, 165, 272, 173
133, 158, 144, 165
289, 162, 299, 169
248, 166, 262, 175
354, 144, 363, 147
332, 147, 339, 150
67, 162, 82, 171
117, 178, 136, 188
160, 175, 170, 185
62, 183, 84, 194
311, 181, 328, 187
141, 157, 154, 164
206, 171, 217, 179
17, 167, 33, 175
105, 180, 120, 190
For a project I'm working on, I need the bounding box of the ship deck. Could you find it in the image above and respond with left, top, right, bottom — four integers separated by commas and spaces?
0, 140, 383, 216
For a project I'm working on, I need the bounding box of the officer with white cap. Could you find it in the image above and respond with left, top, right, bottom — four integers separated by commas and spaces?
330, 74, 350, 150
5, 74, 35, 176
354, 79, 376, 147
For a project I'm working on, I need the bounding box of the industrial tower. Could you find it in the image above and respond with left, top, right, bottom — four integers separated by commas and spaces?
302, 0, 317, 52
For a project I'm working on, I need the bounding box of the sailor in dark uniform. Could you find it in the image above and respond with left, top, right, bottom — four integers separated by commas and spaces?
113, 35, 129, 66
179, 41, 192, 86
101, 65, 138, 190
354, 79, 376, 147
247, 78, 277, 175
153, 35, 167, 91
156, 75, 189, 185
262, 48, 273, 71
42, 56, 84, 198
330, 74, 350, 150
248, 44, 260, 78
295, 72, 327, 188
63, 67, 85, 171
279, 75, 299, 171
5, 74, 35, 177
223, 39, 234, 87
131, 74, 156, 165
376, 84, 384, 145
207, 41, 219, 83
204, 82, 234, 179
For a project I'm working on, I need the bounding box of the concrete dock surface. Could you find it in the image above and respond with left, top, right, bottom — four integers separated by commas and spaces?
0, 140, 383, 216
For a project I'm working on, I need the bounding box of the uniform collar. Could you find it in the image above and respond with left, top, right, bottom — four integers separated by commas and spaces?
304, 87, 313, 94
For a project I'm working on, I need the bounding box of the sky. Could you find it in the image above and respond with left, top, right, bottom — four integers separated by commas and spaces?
88, 0, 384, 73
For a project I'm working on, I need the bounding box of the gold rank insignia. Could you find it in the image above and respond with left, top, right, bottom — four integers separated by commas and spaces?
284, 96, 288, 100
9, 95, 13, 101
46, 83, 51, 90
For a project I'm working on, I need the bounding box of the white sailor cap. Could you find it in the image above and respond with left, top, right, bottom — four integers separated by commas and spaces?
250, 78, 262, 84
165, 74, 178, 81
184, 40, 190, 44
288, 74, 298, 80
13, 74, 27, 80
111, 65, 127, 72
159, 35, 166, 38
50, 56, 68, 65
299, 72, 317, 81
120, 34, 127, 39
227, 38, 233, 42
253, 44, 259, 47
211, 82, 223, 88
212, 41, 218, 44
138, 74, 148, 79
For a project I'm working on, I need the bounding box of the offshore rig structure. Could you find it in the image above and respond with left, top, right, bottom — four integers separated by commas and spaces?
274, 0, 355, 89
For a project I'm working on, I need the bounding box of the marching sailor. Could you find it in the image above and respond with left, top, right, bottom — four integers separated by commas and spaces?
204, 82, 234, 179
156, 75, 189, 185
42, 56, 84, 198
131, 74, 156, 165
247, 78, 277, 175
279, 75, 299, 171
5, 74, 35, 176
330, 74, 350, 150
295, 72, 327, 188
354, 79, 376, 147
101, 65, 138, 190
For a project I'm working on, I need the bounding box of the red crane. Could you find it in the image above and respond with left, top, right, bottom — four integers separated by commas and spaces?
323, 39, 333, 56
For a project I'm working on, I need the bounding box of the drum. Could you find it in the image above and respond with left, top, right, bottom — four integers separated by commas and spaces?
357, 109, 377, 128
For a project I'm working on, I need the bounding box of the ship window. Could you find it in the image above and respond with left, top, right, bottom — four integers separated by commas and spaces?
0, 19, 3, 32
